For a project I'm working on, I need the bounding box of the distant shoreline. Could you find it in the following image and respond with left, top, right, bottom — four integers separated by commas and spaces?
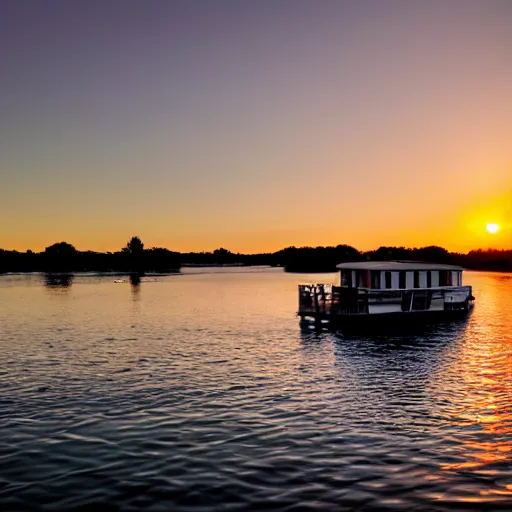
181, 263, 245, 267
1, 266, 511, 279
1, 241, 511, 274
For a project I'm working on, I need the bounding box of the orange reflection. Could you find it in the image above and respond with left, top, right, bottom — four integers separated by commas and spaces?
441, 379, 512, 471
435, 274, 512, 500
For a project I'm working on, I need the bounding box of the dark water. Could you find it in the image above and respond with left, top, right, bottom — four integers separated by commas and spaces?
1, 268, 512, 511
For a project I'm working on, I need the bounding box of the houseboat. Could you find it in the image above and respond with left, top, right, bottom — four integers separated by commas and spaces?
298, 261, 474, 328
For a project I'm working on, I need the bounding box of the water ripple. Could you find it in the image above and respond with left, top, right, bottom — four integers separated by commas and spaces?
0, 270, 511, 510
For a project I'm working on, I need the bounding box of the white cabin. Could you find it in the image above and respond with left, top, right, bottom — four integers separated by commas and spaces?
335, 261, 472, 315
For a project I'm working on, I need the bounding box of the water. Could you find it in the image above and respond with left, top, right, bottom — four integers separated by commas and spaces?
1, 268, 512, 511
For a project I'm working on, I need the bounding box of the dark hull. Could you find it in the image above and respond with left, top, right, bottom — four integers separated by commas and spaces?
299, 307, 473, 333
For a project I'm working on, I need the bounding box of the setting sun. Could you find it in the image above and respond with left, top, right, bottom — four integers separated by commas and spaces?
486, 223, 500, 234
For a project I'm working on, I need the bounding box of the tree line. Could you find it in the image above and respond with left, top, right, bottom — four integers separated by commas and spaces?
0, 238, 511, 274
0, 237, 180, 274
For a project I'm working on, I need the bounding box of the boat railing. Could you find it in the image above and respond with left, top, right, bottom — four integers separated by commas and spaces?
298, 284, 365, 315
298, 284, 334, 315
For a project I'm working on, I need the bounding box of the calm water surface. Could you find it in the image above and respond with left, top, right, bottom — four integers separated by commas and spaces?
1, 268, 512, 511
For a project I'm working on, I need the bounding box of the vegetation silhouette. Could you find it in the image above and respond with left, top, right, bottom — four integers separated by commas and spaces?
0, 240, 511, 274
123, 236, 144, 273
43, 242, 77, 273
125, 236, 144, 254
0, 237, 182, 275
276, 244, 362, 272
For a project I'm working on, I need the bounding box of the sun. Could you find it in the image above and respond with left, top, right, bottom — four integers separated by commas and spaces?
486, 223, 500, 234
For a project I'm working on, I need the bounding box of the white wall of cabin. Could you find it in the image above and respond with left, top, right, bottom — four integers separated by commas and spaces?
368, 304, 402, 314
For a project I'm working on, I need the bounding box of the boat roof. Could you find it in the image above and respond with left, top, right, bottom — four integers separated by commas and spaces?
336, 261, 464, 271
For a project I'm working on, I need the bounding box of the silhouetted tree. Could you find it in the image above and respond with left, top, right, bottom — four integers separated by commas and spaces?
124, 236, 144, 254
281, 244, 361, 272
123, 236, 144, 273
44, 242, 77, 256
334, 244, 361, 262
145, 247, 181, 272
415, 246, 452, 263
213, 248, 234, 264
43, 242, 77, 273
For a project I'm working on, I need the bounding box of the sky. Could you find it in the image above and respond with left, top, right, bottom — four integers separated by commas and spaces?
1, 0, 511, 254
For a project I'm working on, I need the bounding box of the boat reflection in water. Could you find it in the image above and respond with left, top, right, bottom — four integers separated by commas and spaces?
43, 273, 74, 289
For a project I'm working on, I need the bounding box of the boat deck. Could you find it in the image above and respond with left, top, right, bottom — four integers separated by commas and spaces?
298, 283, 473, 326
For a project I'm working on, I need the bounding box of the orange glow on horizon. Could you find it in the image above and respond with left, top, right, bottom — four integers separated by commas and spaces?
1, 187, 511, 254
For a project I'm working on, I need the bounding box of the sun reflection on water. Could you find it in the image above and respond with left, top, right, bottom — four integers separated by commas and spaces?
432, 273, 512, 499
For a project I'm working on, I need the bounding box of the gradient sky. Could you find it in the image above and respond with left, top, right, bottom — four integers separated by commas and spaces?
1, 0, 511, 253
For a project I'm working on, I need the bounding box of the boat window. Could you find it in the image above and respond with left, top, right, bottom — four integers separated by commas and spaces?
357, 270, 370, 288
371, 271, 380, 289
341, 270, 352, 288
399, 271, 406, 289
413, 271, 420, 288
385, 271, 392, 289
427, 271, 432, 288
439, 271, 448, 286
